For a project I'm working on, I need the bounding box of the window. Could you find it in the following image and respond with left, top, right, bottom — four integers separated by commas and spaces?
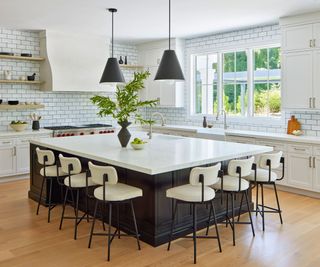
253, 47, 281, 117
192, 45, 281, 118
194, 54, 218, 114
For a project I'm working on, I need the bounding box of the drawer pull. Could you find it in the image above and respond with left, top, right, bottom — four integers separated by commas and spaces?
1, 141, 11, 144
313, 97, 316, 109
313, 157, 316, 168
309, 156, 312, 168
310, 39, 313, 48
294, 148, 306, 151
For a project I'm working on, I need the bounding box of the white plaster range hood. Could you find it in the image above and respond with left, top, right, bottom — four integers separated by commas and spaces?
39, 30, 114, 92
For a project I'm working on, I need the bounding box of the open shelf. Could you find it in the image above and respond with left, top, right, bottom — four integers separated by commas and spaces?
120, 65, 144, 69
0, 55, 45, 61
0, 80, 43, 85
0, 104, 45, 110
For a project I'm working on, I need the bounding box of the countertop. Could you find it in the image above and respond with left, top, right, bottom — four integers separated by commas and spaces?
0, 129, 53, 138
148, 124, 320, 144
30, 131, 272, 175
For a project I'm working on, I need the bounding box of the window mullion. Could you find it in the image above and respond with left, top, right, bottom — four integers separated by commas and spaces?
248, 49, 254, 117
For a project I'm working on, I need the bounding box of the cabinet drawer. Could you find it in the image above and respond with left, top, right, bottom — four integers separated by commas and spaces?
313, 146, 320, 156
16, 139, 31, 145
0, 139, 14, 146
288, 144, 312, 154
226, 136, 255, 144
255, 140, 286, 152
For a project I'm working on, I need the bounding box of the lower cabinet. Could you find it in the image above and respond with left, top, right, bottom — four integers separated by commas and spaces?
16, 144, 30, 174
0, 140, 15, 176
287, 152, 313, 190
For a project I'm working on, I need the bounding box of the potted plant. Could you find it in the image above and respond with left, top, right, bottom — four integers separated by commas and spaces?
91, 71, 158, 147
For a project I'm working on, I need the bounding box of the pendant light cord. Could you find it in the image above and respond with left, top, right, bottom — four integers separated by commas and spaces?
111, 10, 114, 57
169, 0, 171, 50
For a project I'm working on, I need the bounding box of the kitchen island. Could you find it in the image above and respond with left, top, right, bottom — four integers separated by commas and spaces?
29, 132, 272, 246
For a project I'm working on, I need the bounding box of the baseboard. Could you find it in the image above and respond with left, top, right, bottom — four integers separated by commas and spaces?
270, 184, 320, 199
0, 174, 29, 183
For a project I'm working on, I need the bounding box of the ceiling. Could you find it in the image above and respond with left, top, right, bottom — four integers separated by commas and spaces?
1, 0, 320, 43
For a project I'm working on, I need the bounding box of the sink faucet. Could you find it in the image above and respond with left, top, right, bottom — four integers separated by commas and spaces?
216, 110, 228, 130
147, 112, 166, 139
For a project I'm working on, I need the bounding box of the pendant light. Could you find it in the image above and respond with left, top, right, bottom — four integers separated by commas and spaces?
154, 0, 184, 81
100, 8, 125, 84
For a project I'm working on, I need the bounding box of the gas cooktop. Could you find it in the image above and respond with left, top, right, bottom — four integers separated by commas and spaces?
44, 124, 112, 130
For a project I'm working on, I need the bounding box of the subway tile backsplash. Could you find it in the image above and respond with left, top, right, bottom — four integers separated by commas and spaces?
0, 27, 319, 136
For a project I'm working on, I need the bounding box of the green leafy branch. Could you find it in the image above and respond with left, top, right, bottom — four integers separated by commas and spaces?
91, 71, 158, 124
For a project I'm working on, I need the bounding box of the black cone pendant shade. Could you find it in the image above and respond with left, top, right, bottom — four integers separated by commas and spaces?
100, 8, 125, 84
154, 0, 184, 81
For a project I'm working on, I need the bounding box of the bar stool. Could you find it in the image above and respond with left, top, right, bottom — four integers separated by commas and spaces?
35, 147, 67, 223
166, 163, 222, 264
244, 151, 285, 231
212, 157, 255, 246
87, 162, 143, 262
58, 154, 95, 240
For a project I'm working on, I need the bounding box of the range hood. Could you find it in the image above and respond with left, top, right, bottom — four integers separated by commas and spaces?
40, 30, 114, 92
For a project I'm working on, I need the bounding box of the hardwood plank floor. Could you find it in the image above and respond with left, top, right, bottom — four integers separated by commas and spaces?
0, 180, 320, 267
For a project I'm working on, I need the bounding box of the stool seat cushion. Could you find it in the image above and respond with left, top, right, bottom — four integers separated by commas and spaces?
212, 176, 249, 192
246, 168, 278, 182
94, 183, 143, 201
64, 173, 95, 188
166, 184, 215, 202
40, 165, 67, 177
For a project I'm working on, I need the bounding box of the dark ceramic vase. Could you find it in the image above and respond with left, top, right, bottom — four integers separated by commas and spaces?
118, 121, 131, 147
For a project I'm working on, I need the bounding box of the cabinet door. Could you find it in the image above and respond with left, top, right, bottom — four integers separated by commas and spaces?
143, 48, 163, 67
16, 144, 30, 174
282, 51, 313, 109
313, 156, 320, 191
313, 50, 320, 108
313, 23, 320, 49
282, 24, 313, 51
0, 145, 15, 177
287, 153, 313, 190
146, 66, 161, 102
159, 81, 175, 107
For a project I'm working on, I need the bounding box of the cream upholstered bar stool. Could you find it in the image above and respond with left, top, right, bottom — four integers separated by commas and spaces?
212, 157, 255, 246
244, 151, 285, 231
58, 154, 95, 240
166, 163, 222, 264
87, 162, 143, 262
35, 147, 67, 223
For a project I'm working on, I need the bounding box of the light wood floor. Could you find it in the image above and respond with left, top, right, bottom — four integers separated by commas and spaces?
0, 180, 320, 267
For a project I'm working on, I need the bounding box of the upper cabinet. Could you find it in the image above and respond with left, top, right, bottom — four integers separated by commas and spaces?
281, 12, 320, 109
40, 31, 114, 92
137, 39, 185, 108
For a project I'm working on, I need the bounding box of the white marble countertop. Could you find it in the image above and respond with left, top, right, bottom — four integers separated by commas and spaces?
0, 129, 53, 138
148, 124, 320, 144
30, 131, 272, 175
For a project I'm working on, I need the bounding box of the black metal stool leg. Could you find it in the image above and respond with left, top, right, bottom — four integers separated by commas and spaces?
130, 200, 141, 250
261, 184, 265, 231
168, 201, 178, 251
231, 193, 235, 246
74, 189, 80, 240
107, 202, 112, 262
212, 201, 222, 252
245, 190, 255, 237
192, 203, 197, 264
117, 203, 120, 239
205, 200, 213, 236
237, 192, 244, 222
59, 187, 69, 230
255, 182, 259, 216
48, 178, 53, 223
36, 176, 45, 215
88, 200, 98, 248
225, 193, 229, 228
273, 183, 283, 224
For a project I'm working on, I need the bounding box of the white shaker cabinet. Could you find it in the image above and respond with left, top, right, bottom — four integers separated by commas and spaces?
0, 140, 15, 176
281, 24, 313, 51
281, 51, 313, 109
16, 142, 30, 174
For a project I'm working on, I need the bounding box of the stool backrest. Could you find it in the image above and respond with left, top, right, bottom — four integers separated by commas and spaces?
228, 156, 254, 177
36, 147, 55, 165
259, 151, 283, 169
59, 154, 82, 175
189, 163, 221, 186
88, 162, 118, 185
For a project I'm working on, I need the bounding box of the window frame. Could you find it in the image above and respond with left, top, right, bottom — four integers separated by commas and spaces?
190, 43, 281, 121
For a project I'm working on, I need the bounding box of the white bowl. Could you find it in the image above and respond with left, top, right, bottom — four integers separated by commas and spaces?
10, 123, 28, 132
130, 143, 146, 150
